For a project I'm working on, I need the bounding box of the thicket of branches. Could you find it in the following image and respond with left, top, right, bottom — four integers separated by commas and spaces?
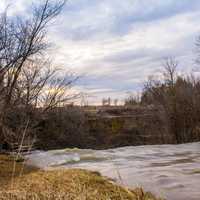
141, 58, 200, 143
0, 0, 81, 147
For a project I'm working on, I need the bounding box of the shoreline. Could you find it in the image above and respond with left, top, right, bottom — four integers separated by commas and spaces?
0, 154, 162, 200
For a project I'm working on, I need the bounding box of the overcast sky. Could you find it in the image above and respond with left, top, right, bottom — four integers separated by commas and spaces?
1, 0, 200, 104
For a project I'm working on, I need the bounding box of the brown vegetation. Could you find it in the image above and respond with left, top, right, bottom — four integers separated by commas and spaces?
141, 58, 200, 143
0, 0, 80, 149
0, 154, 162, 200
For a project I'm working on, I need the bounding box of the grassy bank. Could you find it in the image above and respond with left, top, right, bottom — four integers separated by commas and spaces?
0, 154, 162, 200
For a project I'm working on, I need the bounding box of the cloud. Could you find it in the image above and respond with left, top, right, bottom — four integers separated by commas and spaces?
0, 0, 200, 104
0, 0, 31, 15
56, 0, 200, 40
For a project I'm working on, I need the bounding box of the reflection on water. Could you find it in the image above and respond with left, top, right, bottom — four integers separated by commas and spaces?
26, 142, 200, 200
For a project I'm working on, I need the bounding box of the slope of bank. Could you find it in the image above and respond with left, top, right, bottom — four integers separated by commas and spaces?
35, 106, 200, 150
0, 154, 162, 200
1, 105, 200, 151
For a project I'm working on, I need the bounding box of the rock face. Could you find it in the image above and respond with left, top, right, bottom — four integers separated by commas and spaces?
29, 105, 200, 150
2, 105, 200, 150
86, 105, 174, 149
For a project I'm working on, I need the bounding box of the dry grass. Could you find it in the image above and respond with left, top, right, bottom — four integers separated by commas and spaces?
0, 154, 37, 186
0, 154, 163, 200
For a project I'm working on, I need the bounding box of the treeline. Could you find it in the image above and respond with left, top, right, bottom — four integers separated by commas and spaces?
126, 58, 200, 143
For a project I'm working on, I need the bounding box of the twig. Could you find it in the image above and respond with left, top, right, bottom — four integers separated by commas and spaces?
10, 118, 30, 190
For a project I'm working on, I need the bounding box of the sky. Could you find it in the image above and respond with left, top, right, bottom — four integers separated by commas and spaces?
1, 0, 200, 104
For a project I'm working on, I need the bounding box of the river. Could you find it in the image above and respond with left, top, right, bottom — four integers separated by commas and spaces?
26, 142, 200, 200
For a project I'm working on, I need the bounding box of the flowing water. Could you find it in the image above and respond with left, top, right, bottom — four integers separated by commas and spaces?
26, 142, 200, 200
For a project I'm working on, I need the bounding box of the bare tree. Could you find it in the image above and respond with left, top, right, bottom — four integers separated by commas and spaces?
102, 97, 111, 106
40, 70, 80, 112
124, 94, 140, 106
102, 98, 106, 106
107, 97, 111, 106
114, 99, 118, 106
0, 0, 66, 106
0, 0, 69, 148
163, 57, 178, 87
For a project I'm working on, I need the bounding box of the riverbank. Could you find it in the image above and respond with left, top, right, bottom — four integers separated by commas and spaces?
28, 106, 200, 150
1, 105, 200, 152
23, 142, 200, 200
0, 154, 162, 200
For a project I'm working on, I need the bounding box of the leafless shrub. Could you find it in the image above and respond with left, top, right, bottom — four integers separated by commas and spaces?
141, 58, 200, 143
124, 93, 140, 106
0, 1, 83, 149
0, 0, 66, 106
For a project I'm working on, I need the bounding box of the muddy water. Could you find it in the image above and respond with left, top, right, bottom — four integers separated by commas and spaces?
26, 142, 200, 200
